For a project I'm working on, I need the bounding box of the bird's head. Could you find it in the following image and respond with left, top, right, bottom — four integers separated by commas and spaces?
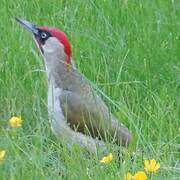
16, 18, 72, 66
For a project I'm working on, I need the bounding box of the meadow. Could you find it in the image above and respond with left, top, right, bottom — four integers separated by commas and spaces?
0, 0, 179, 179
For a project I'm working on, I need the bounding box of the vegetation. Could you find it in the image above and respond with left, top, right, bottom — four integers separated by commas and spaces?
0, 0, 179, 179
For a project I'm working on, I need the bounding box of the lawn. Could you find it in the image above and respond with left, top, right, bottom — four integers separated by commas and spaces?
0, 0, 179, 179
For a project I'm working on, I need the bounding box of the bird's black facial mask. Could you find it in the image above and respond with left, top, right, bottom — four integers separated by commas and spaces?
34, 29, 52, 53
36, 29, 52, 45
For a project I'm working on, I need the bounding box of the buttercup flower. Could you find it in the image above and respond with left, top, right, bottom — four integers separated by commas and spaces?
100, 153, 113, 164
125, 171, 147, 180
0, 150, 6, 161
134, 171, 147, 180
144, 159, 160, 173
9, 116, 22, 128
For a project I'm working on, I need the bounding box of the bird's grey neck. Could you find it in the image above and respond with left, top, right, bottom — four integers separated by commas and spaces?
43, 54, 66, 88
41, 37, 67, 87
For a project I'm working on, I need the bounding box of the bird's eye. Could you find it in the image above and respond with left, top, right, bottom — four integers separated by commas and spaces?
41, 32, 47, 39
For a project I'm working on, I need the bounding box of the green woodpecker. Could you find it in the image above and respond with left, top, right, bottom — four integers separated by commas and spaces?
16, 18, 132, 154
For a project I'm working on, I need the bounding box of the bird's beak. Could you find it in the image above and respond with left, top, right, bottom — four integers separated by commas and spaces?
15, 17, 44, 53
15, 17, 39, 36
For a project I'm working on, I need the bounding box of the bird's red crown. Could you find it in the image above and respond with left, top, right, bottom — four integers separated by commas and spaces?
40, 26, 72, 65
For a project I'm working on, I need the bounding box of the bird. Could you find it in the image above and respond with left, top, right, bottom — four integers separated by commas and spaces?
16, 18, 132, 154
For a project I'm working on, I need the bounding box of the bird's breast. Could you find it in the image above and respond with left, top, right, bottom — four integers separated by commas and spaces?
47, 83, 65, 133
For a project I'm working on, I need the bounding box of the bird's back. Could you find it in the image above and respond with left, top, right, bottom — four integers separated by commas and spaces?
54, 66, 131, 146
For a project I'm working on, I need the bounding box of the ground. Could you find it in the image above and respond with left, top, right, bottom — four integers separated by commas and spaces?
0, 0, 179, 179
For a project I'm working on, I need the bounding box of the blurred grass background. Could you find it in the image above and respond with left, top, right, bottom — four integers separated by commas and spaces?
0, 0, 179, 179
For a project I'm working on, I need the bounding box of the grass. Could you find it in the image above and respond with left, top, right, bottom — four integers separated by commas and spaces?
0, 0, 179, 179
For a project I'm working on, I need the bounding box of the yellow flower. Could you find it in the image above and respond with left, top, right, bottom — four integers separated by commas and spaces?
125, 171, 147, 180
100, 153, 113, 164
9, 116, 22, 128
134, 171, 147, 180
0, 150, 6, 161
144, 159, 160, 173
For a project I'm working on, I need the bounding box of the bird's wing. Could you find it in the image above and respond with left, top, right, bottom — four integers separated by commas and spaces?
59, 90, 131, 146
48, 86, 108, 155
